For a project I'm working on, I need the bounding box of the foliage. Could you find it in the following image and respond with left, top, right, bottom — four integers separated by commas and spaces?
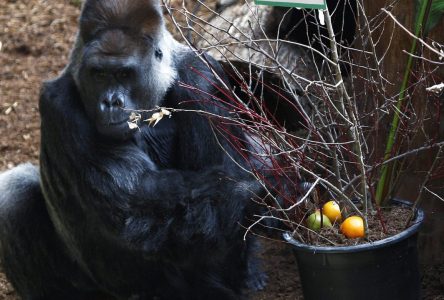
375, 0, 434, 206
417, 0, 444, 33
164, 0, 444, 242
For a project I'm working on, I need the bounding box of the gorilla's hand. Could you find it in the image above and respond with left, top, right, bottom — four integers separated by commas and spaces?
122, 167, 263, 253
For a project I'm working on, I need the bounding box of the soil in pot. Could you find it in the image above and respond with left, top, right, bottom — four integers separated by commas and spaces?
299, 204, 416, 247
284, 201, 424, 300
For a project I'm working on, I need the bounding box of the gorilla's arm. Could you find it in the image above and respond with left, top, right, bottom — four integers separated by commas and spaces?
124, 168, 259, 253
39, 73, 259, 254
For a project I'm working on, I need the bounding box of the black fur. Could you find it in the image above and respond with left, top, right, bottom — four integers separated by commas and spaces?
0, 1, 266, 299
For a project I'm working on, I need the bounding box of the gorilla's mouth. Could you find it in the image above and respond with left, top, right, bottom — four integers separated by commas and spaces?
97, 111, 131, 128
94, 111, 136, 139
96, 119, 135, 140
106, 119, 128, 126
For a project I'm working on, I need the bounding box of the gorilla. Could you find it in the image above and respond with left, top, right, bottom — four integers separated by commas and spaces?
0, 1, 267, 299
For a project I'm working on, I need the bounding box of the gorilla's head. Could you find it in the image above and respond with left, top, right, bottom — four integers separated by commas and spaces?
70, 0, 177, 140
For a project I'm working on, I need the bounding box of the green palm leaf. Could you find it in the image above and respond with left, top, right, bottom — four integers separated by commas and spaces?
417, 0, 444, 33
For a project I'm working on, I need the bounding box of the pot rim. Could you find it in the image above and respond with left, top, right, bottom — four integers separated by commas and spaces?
283, 198, 425, 254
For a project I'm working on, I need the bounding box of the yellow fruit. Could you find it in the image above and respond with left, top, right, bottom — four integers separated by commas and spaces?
340, 216, 365, 238
322, 201, 342, 223
306, 210, 332, 231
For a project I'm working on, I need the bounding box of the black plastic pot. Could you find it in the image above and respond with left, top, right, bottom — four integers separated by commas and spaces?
283, 200, 424, 300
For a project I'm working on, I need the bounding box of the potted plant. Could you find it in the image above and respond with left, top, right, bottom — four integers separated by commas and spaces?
283, 199, 425, 299
163, 0, 444, 298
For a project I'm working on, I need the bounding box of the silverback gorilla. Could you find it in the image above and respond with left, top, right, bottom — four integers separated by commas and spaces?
0, 1, 267, 299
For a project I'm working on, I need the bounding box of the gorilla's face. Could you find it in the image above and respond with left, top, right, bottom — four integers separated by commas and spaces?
77, 29, 173, 141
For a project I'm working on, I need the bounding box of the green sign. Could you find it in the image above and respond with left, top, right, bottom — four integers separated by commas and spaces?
255, 0, 327, 9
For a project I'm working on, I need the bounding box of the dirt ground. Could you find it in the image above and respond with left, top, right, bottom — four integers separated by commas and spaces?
0, 0, 442, 299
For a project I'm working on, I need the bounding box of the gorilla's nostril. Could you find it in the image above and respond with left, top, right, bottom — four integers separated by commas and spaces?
112, 94, 124, 108
114, 97, 124, 108
101, 97, 112, 108
102, 95, 124, 108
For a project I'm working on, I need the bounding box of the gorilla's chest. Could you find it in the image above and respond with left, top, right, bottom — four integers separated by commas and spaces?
135, 117, 178, 169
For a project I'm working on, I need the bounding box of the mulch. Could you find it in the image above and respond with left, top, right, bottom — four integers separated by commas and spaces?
0, 1, 442, 299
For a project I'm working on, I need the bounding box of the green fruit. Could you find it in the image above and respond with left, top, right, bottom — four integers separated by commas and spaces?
306, 210, 333, 231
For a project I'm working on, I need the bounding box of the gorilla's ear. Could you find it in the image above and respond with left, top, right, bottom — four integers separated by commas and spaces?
79, 0, 164, 42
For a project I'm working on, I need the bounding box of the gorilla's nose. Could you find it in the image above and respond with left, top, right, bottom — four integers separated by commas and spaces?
101, 94, 124, 109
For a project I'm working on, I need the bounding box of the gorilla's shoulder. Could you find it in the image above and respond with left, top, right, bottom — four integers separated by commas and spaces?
39, 72, 80, 116
40, 73, 77, 102
174, 48, 225, 85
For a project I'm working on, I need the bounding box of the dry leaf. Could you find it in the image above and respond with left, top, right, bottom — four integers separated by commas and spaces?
426, 83, 444, 94
160, 108, 171, 116
127, 122, 139, 130
129, 112, 141, 122
147, 112, 163, 126
128, 112, 142, 129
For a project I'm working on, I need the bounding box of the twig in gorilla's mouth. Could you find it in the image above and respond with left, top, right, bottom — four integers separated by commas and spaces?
145, 108, 172, 126
127, 112, 142, 130
126, 107, 172, 129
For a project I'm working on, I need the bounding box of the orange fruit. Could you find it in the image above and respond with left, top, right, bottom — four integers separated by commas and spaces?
340, 216, 365, 238
322, 201, 342, 223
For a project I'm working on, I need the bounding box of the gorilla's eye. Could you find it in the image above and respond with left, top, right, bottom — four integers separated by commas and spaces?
155, 48, 163, 60
119, 70, 129, 78
91, 68, 107, 81
116, 68, 133, 81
